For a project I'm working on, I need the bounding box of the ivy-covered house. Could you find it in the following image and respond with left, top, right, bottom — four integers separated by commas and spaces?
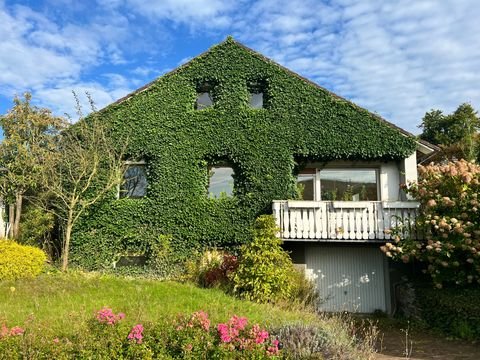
73, 37, 436, 313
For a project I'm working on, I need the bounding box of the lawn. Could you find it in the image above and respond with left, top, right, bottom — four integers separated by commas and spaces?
0, 272, 381, 359
0, 271, 316, 337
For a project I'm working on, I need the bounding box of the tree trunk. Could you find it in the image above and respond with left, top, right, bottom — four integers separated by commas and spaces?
8, 203, 14, 238
62, 216, 73, 272
13, 193, 22, 239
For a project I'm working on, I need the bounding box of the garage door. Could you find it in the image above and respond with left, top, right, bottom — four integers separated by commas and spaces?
305, 246, 388, 313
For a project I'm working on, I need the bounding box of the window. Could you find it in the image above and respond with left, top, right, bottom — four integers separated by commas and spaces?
297, 171, 315, 200
320, 169, 378, 201
208, 166, 234, 198
120, 163, 147, 198
248, 80, 266, 109
195, 82, 214, 110
296, 168, 379, 201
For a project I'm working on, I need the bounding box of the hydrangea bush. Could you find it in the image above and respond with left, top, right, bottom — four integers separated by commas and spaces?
381, 160, 480, 287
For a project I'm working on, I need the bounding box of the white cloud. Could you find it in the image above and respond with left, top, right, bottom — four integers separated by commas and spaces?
230, 0, 480, 133
35, 80, 133, 120
125, 0, 237, 26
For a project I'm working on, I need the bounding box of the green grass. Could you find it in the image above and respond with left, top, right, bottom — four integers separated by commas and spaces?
0, 271, 316, 337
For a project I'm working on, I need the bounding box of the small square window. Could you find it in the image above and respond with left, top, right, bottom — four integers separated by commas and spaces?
120, 163, 147, 198
195, 82, 214, 110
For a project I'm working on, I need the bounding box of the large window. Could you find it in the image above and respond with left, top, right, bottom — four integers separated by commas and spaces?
208, 166, 234, 198
320, 169, 378, 201
296, 168, 378, 201
120, 163, 147, 198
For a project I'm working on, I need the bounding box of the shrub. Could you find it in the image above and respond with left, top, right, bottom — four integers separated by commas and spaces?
415, 286, 480, 340
0, 241, 46, 280
382, 160, 480, 287
186, 249, 239, 289
18, 206, 55, 254
233, 215, 295, 303
288, 269, 321, 311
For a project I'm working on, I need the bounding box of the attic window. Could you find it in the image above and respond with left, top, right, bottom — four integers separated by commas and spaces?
195, 82, 214, 110
120, 161, 147, 198
248, 80, 266, 109
208, 166, 234, 198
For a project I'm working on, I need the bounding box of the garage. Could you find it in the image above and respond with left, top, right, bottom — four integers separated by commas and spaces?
304, 245, 390, 313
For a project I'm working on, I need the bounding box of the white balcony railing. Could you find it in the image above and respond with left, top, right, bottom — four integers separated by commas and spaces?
272, 200, 420, 242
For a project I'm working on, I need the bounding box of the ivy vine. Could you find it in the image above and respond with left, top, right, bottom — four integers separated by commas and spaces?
71, 37, 417, 270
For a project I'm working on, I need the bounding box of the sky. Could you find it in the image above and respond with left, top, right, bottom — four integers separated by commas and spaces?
1, 0, 479, 134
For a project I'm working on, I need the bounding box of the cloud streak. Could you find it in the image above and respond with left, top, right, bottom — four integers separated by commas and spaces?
1, 0, 478, 133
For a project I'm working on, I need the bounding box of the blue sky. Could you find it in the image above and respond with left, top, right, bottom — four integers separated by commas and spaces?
1, 0, 479, 134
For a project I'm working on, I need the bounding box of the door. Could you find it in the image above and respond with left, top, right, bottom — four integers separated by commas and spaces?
305, 246, 388, 313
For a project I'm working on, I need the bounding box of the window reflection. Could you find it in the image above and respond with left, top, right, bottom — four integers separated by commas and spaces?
320, 169, 377, 201
208, 167, 234, 198
121, 165, 147, 198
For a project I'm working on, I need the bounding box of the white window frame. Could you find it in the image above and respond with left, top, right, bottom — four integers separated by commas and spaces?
297, 167, 380, 201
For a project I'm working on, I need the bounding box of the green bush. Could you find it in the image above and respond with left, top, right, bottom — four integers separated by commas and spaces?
415, 286, 480, 340
288, 269, 321, 311
19, 206, 56, 255
0, 241, 46, 281
233, 215, 295, 303
0, 309, 280, 359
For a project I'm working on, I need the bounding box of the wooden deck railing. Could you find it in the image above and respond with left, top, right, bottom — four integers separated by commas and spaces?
272, 200, 420, 242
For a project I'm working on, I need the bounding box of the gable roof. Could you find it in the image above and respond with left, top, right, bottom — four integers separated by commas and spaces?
108, 37, 437, 155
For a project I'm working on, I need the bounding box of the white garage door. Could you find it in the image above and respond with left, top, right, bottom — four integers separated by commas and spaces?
305, 246, 388, 313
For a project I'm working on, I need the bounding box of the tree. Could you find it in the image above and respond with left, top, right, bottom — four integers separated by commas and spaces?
0, 93, 66, 238
40, 98, 127, 271
419, 103, 480, 161
382, 160, 480, 288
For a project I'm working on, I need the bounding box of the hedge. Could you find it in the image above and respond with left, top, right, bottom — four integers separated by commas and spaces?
416, 286, 480, 340
70, 37, 417, 270
0, 240, 46, 280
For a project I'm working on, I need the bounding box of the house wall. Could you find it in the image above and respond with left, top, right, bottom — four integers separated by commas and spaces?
70, 39, 419, 270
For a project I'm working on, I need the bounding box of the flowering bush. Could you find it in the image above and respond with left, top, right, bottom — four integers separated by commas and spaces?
381, 160, 480, 287
165, 311, 281, 359
186, 249, 239, 289
127, 324, 144, 344
96, 307, 125, 325
0, 324, 25, 338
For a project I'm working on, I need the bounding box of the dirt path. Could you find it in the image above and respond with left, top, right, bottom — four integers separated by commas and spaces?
375, 326, 480, 360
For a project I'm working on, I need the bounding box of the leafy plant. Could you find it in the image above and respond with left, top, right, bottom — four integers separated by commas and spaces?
0, 240, 46, 280
381, 160, 480, 287
233, 215, 295, 303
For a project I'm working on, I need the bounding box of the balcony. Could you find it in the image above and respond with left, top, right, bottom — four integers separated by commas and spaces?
272, 200, 420, 242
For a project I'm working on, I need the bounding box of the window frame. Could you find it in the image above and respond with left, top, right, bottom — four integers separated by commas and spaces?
118, 160, 148, 199
297, 167, 380, 201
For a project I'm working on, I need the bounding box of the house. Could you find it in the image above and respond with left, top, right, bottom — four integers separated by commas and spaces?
73, 37, 437, 313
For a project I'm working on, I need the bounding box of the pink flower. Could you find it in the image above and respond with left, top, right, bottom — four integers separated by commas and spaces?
53, 338, 60, 344
217, 323, 232, 343
267, 339, 280, 355
127, 324, 144, 344
96, 307, 125, 325
9, 326, 24, 336
0, 324, 9, 338
189, 311, 210, 331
